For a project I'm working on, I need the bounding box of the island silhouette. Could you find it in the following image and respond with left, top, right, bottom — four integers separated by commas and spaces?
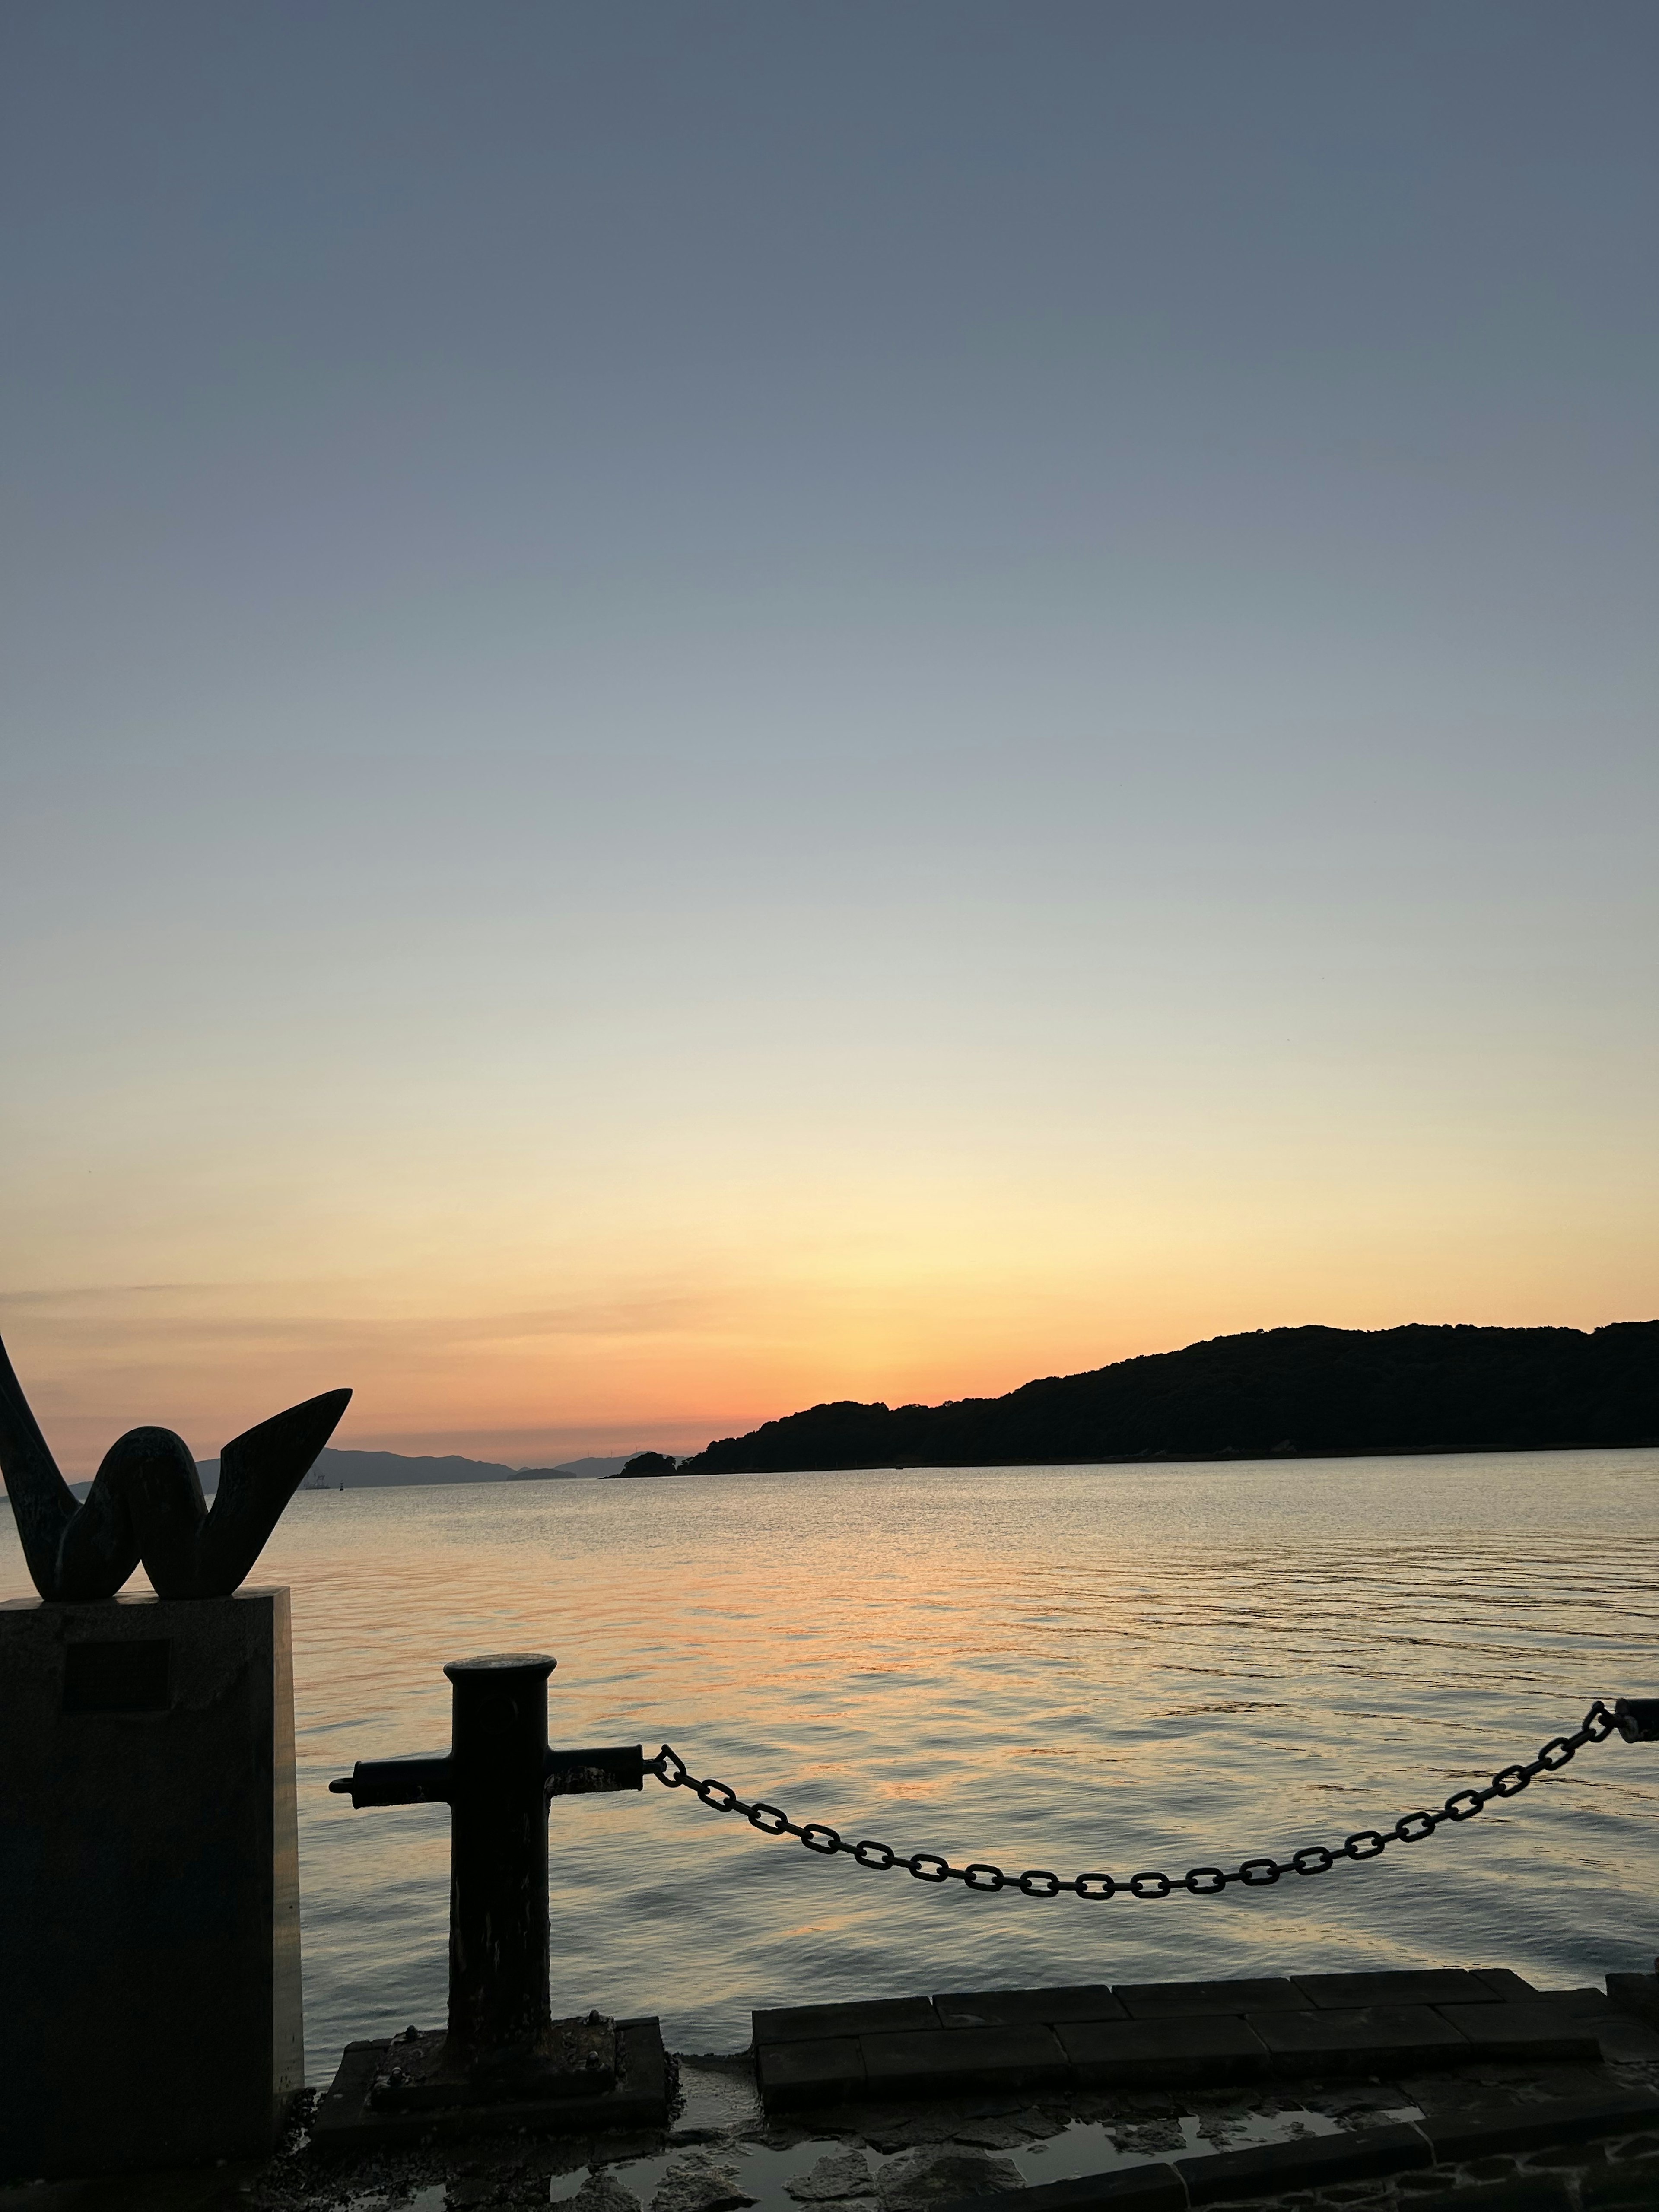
678, 1321, 1659, 1475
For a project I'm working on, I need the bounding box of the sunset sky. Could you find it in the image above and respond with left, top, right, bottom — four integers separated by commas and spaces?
3, 3, 1655, 1473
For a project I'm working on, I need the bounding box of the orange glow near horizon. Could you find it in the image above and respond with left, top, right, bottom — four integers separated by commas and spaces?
5, 1129, 1651, 1473
5, 947, 1654, 1475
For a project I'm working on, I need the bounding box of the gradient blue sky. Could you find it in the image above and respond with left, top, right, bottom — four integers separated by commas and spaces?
3, 2, 1654, 1471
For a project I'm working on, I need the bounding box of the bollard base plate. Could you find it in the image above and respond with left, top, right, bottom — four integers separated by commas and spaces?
367, 2015, 618, 2110
312, 2015, 669, 2152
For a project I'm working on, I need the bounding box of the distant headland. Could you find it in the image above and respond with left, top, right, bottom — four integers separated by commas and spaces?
678, 1322, 1659, 1475
275, 1448, 635, 1491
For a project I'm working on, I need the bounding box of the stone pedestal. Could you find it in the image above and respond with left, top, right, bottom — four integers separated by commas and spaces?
0, 1587, 302, 2179
311, 2017, 671, 2152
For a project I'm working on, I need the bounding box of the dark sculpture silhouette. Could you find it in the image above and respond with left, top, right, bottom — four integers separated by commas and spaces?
0, 1327, 349, 1601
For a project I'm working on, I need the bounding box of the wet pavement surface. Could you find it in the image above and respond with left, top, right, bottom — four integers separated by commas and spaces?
7, 2042, 1659, 2212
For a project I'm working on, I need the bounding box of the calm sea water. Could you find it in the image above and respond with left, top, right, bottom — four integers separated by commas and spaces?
5, 1451, 1657, 2086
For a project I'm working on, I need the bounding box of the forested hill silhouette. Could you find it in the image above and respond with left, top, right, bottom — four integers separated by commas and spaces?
681, 1322, 1659, 1475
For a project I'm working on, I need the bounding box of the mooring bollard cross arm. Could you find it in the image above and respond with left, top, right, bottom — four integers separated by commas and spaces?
329, 1742, 645, 1808
545, 1744, 645, 1796
330, 1752, 452, 1808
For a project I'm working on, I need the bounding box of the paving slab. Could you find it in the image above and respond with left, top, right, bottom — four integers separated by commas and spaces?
755, 2037, 868, 2113
1112, 1977, 1310, 2019
1250, 2002, 1471, 2075
1055, 2016, 1268, 2088
785, 2144, 876, 2199
859, 2024, 1070, 2101
941, 2165, 1185, 2210
1583, 2151, 1659, 2208
1174, 2119, 1432, 2204
1530, 1987, 1659, 2062
1417, 2085, 1659, 2162
1437, 2002, 1602, 2064
1398, 2180, 1573, 2211
1601, 2017, 1659, 2061
875, 2145, 1023, 2209
932, 1988, 1125, 2029
1292, 1968, 1501, 2009
755, 1999, 940, 2047
1476, 1967, 1543, 2002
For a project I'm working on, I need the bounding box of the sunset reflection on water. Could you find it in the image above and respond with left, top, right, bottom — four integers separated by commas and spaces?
5, 1449, 1655, 2082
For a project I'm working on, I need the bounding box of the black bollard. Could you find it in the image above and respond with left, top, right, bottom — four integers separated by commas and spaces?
329, 1650, 645, 2102
446, 1655, 556, 2065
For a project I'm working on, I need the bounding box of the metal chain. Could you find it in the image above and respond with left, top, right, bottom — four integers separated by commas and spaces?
643, 1699, 1624, 1900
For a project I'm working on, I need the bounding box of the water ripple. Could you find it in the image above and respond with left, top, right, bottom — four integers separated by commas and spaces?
5, 1448, 1655, 2082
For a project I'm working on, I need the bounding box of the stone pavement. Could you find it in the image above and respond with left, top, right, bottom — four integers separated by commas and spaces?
5, 1972, 1658, 2212
752, 1973, 1659, 2113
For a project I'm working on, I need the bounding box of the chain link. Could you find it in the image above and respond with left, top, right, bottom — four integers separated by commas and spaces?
643, 1699, 1622, 1899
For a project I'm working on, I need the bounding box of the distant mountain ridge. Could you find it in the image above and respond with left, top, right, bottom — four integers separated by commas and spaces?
282, 1448, 617, 1490
680, 1322, 1659, 1475
47, 1448, 639, 1497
